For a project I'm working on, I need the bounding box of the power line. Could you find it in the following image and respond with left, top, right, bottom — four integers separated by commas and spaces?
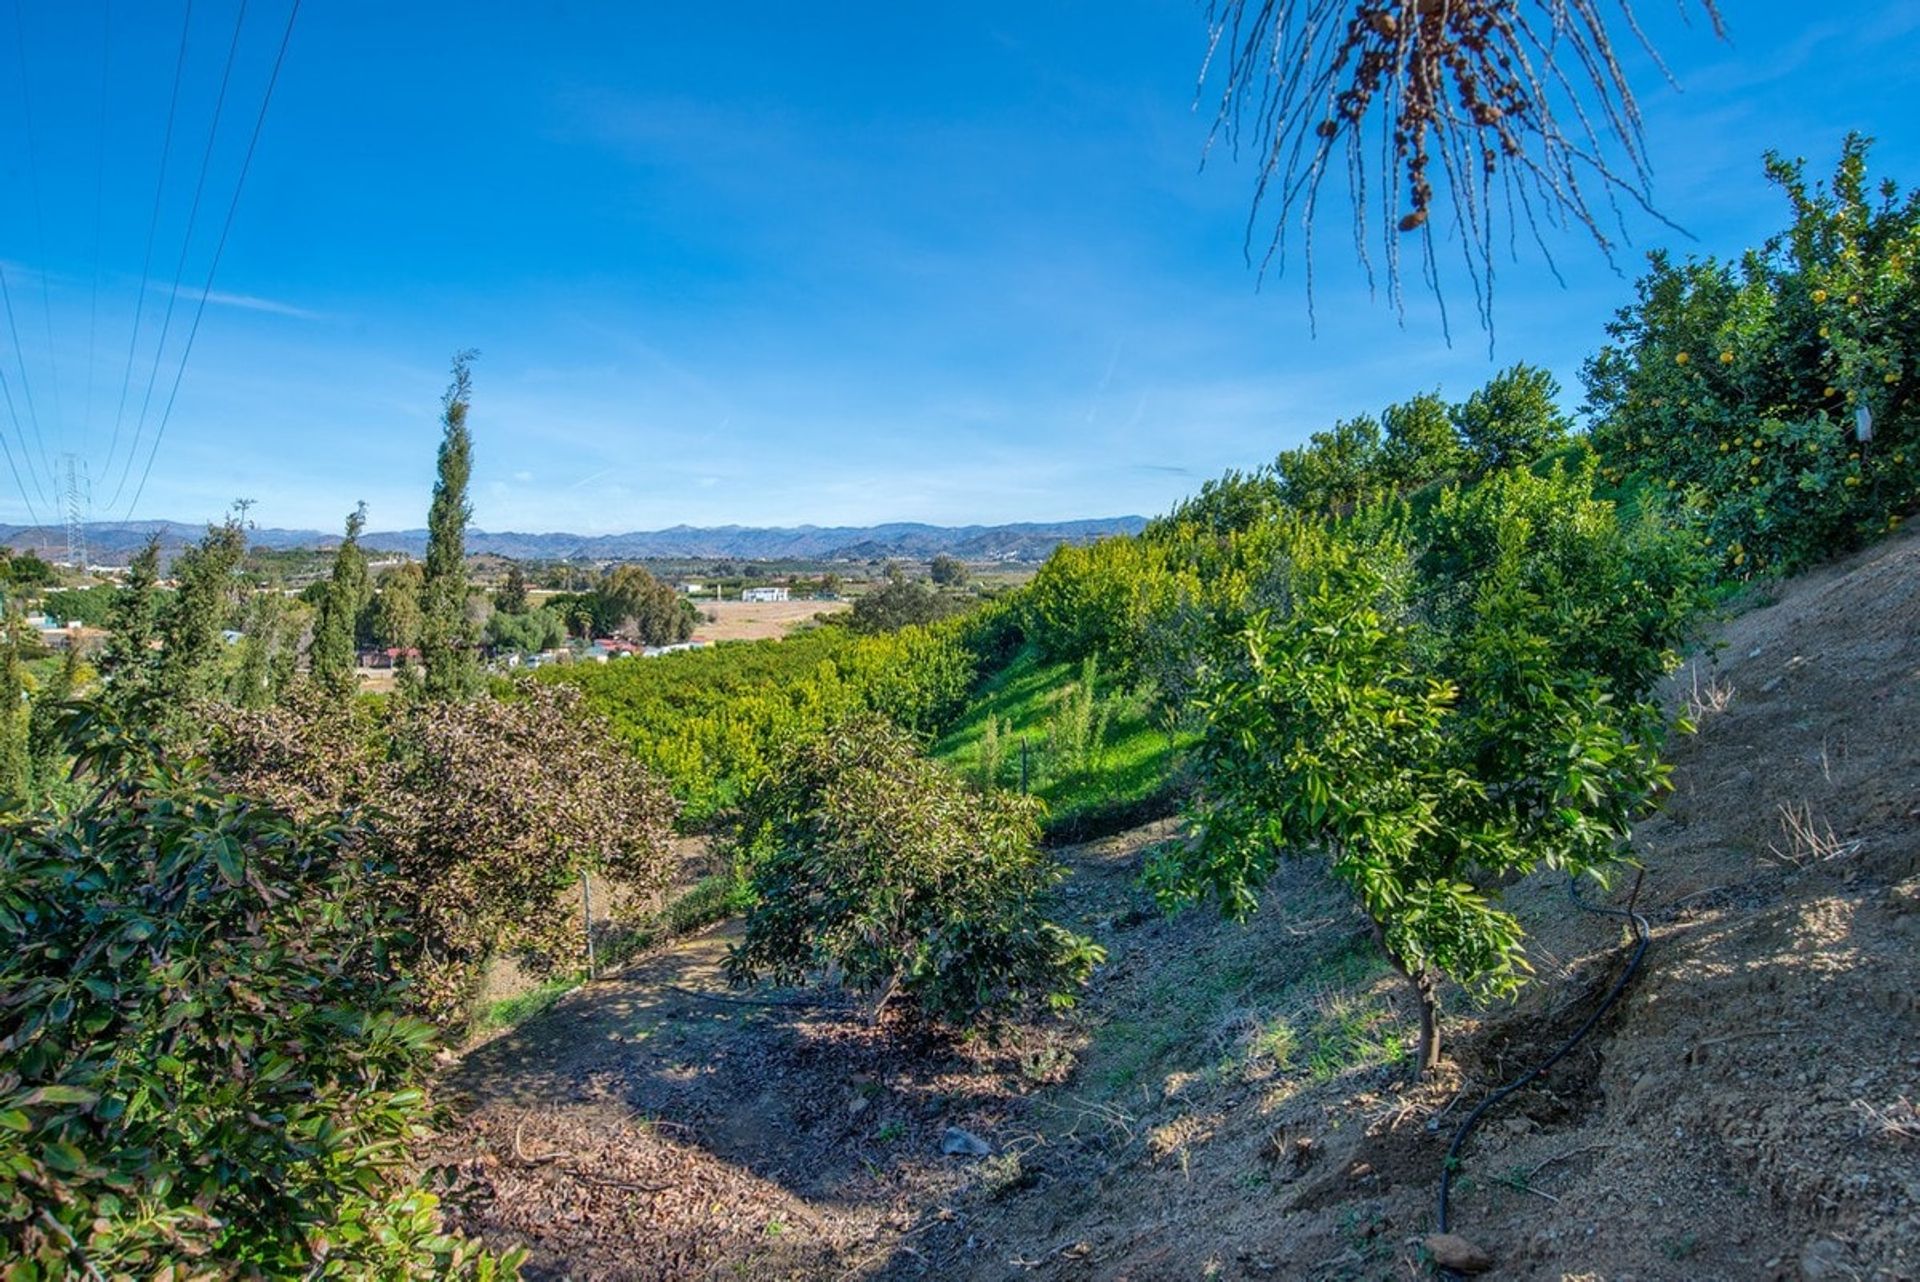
81, 0, 113, 469
0, 265, 53, 507
11, 0, 64, 476
0, 363, 47, 535
124, 0, 302, 522
102, 0, 196, 492
111, 0, 251, 510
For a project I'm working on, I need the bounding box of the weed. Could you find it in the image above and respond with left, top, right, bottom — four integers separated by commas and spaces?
876, 1120, 906, 1143
977, 1151, 1032, 1199
1767, 801, 1864, 867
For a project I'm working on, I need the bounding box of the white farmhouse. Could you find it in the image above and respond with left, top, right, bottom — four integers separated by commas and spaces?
740, 586, 789, 603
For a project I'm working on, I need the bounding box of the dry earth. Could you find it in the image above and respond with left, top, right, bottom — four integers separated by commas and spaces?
689, 599, 849, 643
432, 528, 1920, 1281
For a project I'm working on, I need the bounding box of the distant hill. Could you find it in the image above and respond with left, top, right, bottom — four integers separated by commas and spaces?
0, 517, 1147, 566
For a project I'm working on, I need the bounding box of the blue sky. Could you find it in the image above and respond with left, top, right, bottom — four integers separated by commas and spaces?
0, 1, 1916, 534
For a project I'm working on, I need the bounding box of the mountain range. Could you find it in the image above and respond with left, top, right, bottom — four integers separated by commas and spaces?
0, 517, 1148, 566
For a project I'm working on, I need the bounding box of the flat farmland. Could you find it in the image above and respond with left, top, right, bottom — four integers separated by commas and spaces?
689, 597, 849, 642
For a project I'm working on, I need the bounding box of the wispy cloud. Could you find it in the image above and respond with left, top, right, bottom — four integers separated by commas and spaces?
199, 289, 325, 321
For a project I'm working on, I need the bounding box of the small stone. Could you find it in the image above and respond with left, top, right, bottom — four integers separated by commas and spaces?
1799, 1240, 1852, 1281
847, 1096, 869, 1117
941, 1126, 991, 1157
1424, 1233, 1495, 1274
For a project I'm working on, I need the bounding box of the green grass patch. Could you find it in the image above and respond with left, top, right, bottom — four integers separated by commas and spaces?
471, 974, 582, 1038
932, 645, 1189, 838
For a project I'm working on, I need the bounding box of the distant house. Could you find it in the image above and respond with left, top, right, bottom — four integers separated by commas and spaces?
678, 582, 705, 595
740, 586, 789, 603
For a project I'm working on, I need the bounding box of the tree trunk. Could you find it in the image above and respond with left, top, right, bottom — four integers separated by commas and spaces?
1406, 967, 1441, 1076
1372, 918, 1443, 1077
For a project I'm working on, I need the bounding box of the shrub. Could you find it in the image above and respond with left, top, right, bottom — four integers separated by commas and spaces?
203, 682, 680, 1024
0, 709, 517, 1276
725, 716, 1103, 1025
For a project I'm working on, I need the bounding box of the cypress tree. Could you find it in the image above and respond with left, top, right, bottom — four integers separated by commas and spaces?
99, 538, 162, 725
309, 502, 370, 700
155, 518, 247, 711
421, 353, 479, 701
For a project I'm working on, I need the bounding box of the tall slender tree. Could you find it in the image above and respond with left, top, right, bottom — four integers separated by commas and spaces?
421, 353, 479, 701
309, 502, 371, 700
99, 538, 161, 722
155, 518, 248, 712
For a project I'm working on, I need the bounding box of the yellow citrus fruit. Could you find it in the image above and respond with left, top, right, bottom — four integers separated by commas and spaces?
1675, 352, 1690, 365
1720, 351, 1734, 364
1812, 288, 1829, 303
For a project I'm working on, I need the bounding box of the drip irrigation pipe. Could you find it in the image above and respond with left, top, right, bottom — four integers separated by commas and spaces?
1432, 869, 1651, 1274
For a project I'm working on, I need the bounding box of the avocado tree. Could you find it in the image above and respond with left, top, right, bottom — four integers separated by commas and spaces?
726, 715, 1103, 1025
1153, 476, 1695, 1074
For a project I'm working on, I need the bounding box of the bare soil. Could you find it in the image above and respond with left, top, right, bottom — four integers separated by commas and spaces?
432, 527, 1920, 1281
690, 599, 849, 643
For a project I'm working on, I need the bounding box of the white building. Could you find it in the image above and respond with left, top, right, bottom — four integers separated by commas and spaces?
740, 586, 789, 603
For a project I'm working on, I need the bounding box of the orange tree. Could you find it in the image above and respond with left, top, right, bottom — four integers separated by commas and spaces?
1585, 135, 1920, 574
1151, 466, 1700, 1073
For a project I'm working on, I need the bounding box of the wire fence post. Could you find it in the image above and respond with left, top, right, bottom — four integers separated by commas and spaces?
581, 871, 596, 982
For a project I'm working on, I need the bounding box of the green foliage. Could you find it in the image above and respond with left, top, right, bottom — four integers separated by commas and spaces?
373, 562, 425, 652
36, 586, 117, 630
1152, 480, 1697, 1071
0, 614, 31, 800
726, 716, 1103, 1025
1452, 363, 1571, 474
1021, 535, 1180, 676
933, 646, 1188, 838
153, 518, 248, 716
0, 709, 518, 1276
1274, 416, 1387, 514
592, 564, 695, 644
422, 353, 480, 701
485, 605, 567, 654
850, 576, 959, 634
494, 563, 531, 615
546, 618, 980, 822
1149, 467, 1282, 539
311, 503, 373, 700
1380, 391, 1465, 489
96, 540, 160, 722
0, 550, 57, 589
1585, 135, 1920, 574
929, 554, 967, 586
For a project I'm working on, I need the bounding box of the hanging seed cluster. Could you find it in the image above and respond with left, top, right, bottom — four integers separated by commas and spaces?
1322, 0, 1535, 231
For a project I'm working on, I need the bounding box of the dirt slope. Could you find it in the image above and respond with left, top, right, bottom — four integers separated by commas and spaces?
892, 527, 1920, 1282
433, 527, 1920, 1281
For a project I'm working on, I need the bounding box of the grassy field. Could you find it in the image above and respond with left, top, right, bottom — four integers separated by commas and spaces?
931, 645, 1190, 839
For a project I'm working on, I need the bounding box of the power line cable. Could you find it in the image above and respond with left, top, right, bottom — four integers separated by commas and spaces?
103, 0, 196, 490
0, 363, 48, 533
112, 0, 251, 510
11, 0, 64, 477
124, 0, 302, 521
81, 0, 113, 472
0, 265, 53, 506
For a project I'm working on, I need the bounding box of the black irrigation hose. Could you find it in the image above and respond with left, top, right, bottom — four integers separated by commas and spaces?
1432, 869, 1652, 1270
